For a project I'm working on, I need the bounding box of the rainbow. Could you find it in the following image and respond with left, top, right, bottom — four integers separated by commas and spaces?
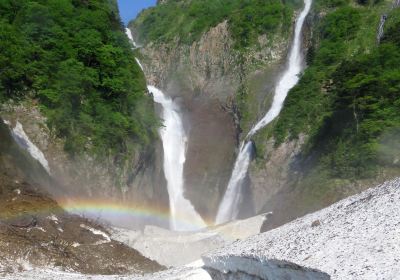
1, 198, 212, 230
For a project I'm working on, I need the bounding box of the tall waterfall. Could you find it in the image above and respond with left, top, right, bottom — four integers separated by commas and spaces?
125, 28, 137, 48
216, 0, 312, 225
148, 86, 206, 231
125, 28, 205, 230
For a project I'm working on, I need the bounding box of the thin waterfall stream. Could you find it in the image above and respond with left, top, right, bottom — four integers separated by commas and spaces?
216, 0, 313, 225
125, 29, 206, 231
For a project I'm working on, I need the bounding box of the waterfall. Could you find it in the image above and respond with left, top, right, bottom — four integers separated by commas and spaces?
216, 0, 312, 225
377, 14, 387, 43
135, 58, 144, 71
377, 0, 400, 43
125, 28, 205, 231
148, 86, 206, 231
125, 28, 137, 48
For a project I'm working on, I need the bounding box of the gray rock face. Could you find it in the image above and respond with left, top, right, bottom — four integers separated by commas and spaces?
205, 257, 330, 280
250, 134, 306, 213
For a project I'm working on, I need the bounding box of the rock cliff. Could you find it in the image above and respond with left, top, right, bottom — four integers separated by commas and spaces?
131, 7, 295, 219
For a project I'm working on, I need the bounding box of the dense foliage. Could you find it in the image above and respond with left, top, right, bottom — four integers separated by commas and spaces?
132, 0, 301, 49
0, 0, 158, 157
269, 0, 400, 179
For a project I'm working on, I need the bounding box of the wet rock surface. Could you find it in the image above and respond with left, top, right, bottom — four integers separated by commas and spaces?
183, 97, 237, 219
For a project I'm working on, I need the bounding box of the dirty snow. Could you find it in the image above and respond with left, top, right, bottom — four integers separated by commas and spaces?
48, 214, 59, 222
203, 178, 400, 280
112, 214, 266, 267
10, 121, 50, 173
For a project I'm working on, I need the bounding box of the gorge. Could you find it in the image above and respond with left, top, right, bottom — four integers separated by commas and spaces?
1, 0, 400, 278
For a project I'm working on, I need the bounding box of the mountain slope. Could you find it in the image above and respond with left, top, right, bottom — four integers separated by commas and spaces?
0, 0, 168, 221
253, 0, 400, 229
130, 0, 303, 219
131, 0, 400, 226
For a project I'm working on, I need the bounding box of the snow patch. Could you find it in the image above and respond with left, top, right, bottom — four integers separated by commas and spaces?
10, 121, 50, 173
27, 227, 46, 233
80, 224, 111, 244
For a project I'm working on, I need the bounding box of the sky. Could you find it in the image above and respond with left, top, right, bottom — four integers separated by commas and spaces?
117, 0, 157, 26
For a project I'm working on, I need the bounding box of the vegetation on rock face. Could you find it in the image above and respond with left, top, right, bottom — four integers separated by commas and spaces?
132, 0, 302, 49
266, 0, 400, 180
0, 0, 158, 158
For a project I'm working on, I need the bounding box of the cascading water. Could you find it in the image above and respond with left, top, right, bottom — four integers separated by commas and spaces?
125, 28, 205, 231
216, 0, 312, 225
377, 14, 387, 43
148, 86, 206, 231
125, 28, 137, 48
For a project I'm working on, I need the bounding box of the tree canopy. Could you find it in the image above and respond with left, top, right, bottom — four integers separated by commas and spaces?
0, 0, 158, 158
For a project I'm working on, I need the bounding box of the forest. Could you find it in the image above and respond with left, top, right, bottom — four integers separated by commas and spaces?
0, 0, 158, 158
132, 0, 302, 49
269, 0, 400, 179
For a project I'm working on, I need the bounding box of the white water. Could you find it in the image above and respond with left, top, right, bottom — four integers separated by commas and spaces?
148, 86, 206, 231
125, 28, 137, 48
10, 121, 51, 173
216, 0, 312, 225
135, 58, 144, 71
125, 27, 205, 230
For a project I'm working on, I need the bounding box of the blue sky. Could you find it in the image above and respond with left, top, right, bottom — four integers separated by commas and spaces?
117, 0, 157, 25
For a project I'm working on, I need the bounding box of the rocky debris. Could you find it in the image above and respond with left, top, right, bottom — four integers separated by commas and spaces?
0, 174, 163, 276
0, 120, 164, 276
311, 220, 321, 227
8, 216, 37, 228
203, 178, 400, 279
